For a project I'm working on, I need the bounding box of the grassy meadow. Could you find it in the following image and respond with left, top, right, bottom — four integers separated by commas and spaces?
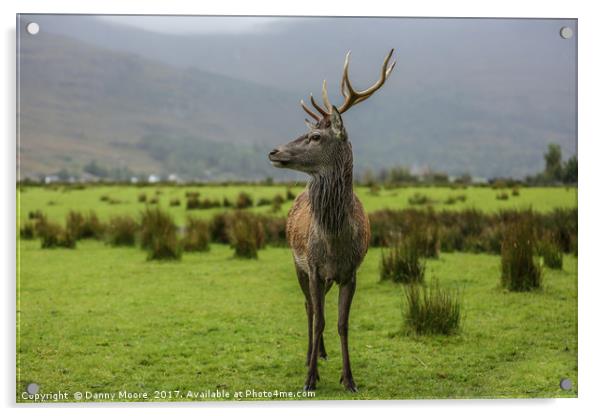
16, 184, 578, 402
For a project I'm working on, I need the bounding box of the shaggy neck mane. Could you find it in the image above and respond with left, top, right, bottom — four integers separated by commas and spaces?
308, 148, 354, 235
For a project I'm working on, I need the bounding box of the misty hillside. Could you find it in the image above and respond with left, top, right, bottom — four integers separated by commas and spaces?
18, 16, 577, 180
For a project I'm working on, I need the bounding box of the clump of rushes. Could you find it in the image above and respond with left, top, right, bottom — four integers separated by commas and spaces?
408, 193, 432, 206
496, 192, 509, 201
106, 215, 138, 246
500, 213, 542, 291
539, 235, 563, 269
235, 192, 254, 209
138, 193, 147, 203
403, 279, 461, 335
271, 194, 284, 212
182, 217, 211, 252
380, 235, 425, 284
512, 187, 520, 197
186, 195, 202, 210
19, 221, 36, 239
227, 210, 265, 258
66, 210, 104, 240
38, 221, 76, 249
140, 207, 181, 260
256, 197, 272, 207
286, 188, 296, 201
169, 198, 181, 207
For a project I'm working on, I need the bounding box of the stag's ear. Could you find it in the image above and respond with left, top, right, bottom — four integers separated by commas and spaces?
330, 107, 345, 140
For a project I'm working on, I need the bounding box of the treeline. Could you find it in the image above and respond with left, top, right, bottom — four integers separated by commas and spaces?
22, 142, 576, 187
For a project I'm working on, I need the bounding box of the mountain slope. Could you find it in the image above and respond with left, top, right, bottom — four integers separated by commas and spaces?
17, 17, 577, 179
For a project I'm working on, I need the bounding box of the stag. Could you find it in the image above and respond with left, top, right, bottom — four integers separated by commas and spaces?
268, 49, 396, 392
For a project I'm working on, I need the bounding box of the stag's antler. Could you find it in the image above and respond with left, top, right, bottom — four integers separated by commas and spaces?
300, 49, 396, 120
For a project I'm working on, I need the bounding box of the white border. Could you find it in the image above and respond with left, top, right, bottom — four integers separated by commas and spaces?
3, 1, 601, 415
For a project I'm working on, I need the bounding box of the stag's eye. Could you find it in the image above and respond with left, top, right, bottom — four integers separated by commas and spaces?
309, 133, 321, 142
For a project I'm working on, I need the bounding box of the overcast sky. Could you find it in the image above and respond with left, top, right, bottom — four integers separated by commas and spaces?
97, 15, 283, 34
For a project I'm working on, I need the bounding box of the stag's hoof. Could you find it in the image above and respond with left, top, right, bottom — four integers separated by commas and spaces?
340, 375, 358, 393
303, 383, 316, 392
304, 372, 319, 391
319, 353, 329, 361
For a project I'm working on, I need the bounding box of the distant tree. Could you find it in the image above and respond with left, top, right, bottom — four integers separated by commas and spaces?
423, 170, 449, 184
544, 144, 563, 181
388, 166, 416, 185
361, 168, 376, 186
563, 155, 578, 184
56, 169, 70, 181
83, 160, 109, 178
454, 173, 472, 185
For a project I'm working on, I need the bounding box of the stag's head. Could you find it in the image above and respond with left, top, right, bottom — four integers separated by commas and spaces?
269, 49, 396, 175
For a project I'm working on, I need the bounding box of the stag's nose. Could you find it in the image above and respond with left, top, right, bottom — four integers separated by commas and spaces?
269, 149, 279, 158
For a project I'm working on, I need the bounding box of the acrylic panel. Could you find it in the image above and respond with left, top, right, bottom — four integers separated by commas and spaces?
16, 14, 577, 403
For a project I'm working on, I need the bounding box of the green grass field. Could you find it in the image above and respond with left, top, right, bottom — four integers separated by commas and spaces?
18, 185, 577, 225
16, 185, 578, 402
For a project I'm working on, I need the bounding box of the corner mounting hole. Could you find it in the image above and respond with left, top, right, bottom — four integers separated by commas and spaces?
559, 378, 572, 390
559, 26, 573, 39
26, 383, 39, 394
26, 22, 40, 35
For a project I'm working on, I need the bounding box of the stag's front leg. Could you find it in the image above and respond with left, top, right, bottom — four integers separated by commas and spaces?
304, 273, 325, 391
338, 278, 357, 392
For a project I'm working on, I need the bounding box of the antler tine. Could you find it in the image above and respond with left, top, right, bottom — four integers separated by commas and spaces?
309, 93, 329, 117
321, 80, 333, 112
300, 99, 320, 121
341, 51, 351, 99
299, 49, 395, 119
338, 48, 396, 114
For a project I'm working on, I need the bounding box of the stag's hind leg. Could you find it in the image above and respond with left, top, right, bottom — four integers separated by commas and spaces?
338, 277, 358, 392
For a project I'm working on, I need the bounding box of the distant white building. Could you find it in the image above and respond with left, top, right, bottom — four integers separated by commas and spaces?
167, 173, 181, 183
148, 174, 161, 183
44, 175, 60, 184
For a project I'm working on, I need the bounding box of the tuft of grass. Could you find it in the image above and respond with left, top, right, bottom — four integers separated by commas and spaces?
286, 188, 296, 201
38, 221, 76, 249
138, 193, 147, 203
28, 210, 44, 220
66, 210, 104, 240
408, 193, 433, 205
227, 211, 265, 258
512, 187, 520, 197
539, 236, 563, 269
496, 192, 509, 201
403, 280, 461, 335
500, 214, 542, 291
256, 197, 272, 207
106, 216, 138, 246
19, 221, 36, 239
380, 235, 425, 284
186, 195, 202, 210
182, 217, 210, 252
169, 198, 181, 207
140, 208, 181, 261
235, 192, 254, 209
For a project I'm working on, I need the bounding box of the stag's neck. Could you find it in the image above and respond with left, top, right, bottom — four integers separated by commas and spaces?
308, 160, 354, 235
